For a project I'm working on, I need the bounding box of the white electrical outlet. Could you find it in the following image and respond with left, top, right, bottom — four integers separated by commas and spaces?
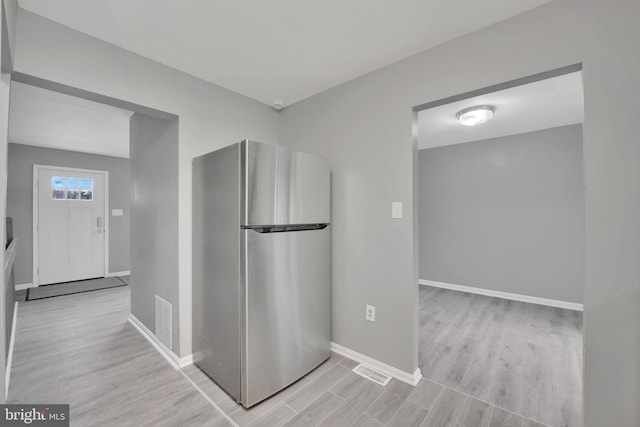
366, 305, 376, 322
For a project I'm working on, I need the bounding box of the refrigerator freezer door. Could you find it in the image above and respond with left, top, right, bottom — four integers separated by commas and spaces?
241, 227, 331, 407
242, 140, 330, 226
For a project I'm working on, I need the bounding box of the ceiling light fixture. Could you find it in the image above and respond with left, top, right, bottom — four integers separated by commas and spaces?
456, 105, 495, 126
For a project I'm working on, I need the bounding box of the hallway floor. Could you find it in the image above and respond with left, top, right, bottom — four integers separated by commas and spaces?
8, 285, 231, 426
419, 285, 583, 427
7, 284, 571, 426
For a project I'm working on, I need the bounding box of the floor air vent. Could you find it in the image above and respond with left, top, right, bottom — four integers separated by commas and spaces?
352, 364, 391, 386
155, 295, 172, 349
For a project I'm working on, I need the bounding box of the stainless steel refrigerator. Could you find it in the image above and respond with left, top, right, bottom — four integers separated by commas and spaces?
192, 140, 331, 408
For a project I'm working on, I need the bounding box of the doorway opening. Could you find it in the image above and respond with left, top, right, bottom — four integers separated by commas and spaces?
413, 64, 584, 427
4, 73, 180, 401
6, 78, 134, 301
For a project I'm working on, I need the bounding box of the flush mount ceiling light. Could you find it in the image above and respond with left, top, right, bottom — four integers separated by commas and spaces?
456, 105, 496, 126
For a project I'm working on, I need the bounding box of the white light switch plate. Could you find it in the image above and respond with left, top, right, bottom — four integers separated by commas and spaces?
112, 209, 123, 217
391, 202, 403, 219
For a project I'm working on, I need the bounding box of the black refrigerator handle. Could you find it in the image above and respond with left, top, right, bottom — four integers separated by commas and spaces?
241, 223, 329, 233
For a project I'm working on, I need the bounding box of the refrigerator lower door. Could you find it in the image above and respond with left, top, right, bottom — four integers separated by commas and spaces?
241, 226, 331, 407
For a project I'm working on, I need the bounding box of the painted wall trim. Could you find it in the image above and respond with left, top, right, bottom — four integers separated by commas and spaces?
330, 342, 422, 386
5, 302, 18, 399
106, 270, 130, 278
180, 354, 194, 367
127, 314, 192, 369
419, 279, 584, 311
14, 283, 33, 291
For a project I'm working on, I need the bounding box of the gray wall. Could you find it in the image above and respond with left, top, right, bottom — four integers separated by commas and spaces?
419, 125, 584, 303
279, 0, 640, 424
130, 114, 179, 353
11, 9, 280, 356
6, 143, 130, 284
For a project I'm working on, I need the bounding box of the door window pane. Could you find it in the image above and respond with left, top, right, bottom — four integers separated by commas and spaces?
80, 179, 93, 190
80, 179, 93, 200
52, 177, 66, 188
67, 178, 80, 189
51, 176, 94, 200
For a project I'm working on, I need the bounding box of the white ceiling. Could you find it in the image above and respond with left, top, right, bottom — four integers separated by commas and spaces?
18, 0, 550, 107
9, 81, 133, 158
417, 71, 584, 150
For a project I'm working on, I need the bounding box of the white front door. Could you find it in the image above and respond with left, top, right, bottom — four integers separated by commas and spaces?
36, 166, 106, 285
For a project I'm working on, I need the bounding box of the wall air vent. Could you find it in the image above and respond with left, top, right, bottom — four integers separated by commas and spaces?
155, 295, 172, 349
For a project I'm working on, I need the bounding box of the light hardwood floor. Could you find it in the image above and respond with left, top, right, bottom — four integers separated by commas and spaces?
418, 285, 583, 427
9, 286, 232, 426
8, 284, 578, 427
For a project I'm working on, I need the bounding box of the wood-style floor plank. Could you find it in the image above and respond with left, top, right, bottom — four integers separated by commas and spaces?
489, 407, 523, 427
284, 363, 350, 411
458, 397, 493, 427
420, 387, 467, 427
8, 286, 232, 427
419, 286, 582, 427
281, 391, 343, 427
330, 372, 380, 399
353, 413, 385, 427
407, 379, 443, 410
387, 401, 429, 427
317, 379, 383, 427
523, 418, 548, 427
245, 403, 295, 427
366, 379, 414, 423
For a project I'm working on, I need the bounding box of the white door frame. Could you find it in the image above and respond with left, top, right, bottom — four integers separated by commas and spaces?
32, 164, 109, 287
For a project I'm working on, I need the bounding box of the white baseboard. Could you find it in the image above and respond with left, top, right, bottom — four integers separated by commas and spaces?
5, 302, 18, 399
179, 354, 194, 368
106, 270, 130, 278
419, 279, 583, 311
15, 283, 34, 291
127, 314, 193, 370
330, 342, 422, 387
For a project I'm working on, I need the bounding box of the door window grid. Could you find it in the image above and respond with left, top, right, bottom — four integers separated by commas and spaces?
52, 176, 93, 200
